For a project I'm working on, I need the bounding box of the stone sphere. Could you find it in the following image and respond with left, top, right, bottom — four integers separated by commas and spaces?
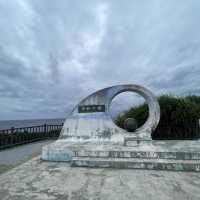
124, 118, 138, 132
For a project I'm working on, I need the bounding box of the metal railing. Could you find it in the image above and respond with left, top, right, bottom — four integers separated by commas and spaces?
0, 124, 63, 150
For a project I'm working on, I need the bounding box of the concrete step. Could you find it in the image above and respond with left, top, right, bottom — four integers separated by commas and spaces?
74, 150, 200, 160
71, 157, 200, 172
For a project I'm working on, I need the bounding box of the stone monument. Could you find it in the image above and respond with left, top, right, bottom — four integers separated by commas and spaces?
42, 84, 200, 172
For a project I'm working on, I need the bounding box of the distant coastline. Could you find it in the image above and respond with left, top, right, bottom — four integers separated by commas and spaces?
0, 118, 65, 130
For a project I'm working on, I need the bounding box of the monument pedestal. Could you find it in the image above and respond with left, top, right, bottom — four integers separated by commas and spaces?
42, 139, 200, 172
124, 136, 152, 146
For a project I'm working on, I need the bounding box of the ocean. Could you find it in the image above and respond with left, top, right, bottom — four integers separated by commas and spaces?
0, 118, 65, 130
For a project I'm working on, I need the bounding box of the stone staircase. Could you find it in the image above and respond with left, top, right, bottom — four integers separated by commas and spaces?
71, 150, 200, 172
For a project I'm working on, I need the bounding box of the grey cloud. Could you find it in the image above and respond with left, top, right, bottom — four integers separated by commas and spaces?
0, 46, 27, 79
0, 0, 200, 120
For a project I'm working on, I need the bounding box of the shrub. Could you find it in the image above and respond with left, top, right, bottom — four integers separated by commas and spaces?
115, 95, 200, 139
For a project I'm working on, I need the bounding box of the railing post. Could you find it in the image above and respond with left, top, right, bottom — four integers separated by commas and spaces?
44, 124, 47, 137
44, 124, 47, 133
11, 127, 15, 134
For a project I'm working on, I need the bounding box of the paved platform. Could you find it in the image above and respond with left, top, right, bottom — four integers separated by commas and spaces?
0, 156, 200, 200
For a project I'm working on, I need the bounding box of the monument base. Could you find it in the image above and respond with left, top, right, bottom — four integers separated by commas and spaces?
42, 139, 200, 172
124, 137, 152, 146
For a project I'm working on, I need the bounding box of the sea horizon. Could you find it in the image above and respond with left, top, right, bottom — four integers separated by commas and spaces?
0, 118, 65, 130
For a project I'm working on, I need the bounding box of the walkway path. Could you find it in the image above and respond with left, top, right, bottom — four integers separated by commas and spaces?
0, 140, 54, 174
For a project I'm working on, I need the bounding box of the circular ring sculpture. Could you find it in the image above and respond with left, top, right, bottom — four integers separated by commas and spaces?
60, 84, 160, 142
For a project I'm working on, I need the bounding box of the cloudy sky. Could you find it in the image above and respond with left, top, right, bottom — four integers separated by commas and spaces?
0, 0, 200, 120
